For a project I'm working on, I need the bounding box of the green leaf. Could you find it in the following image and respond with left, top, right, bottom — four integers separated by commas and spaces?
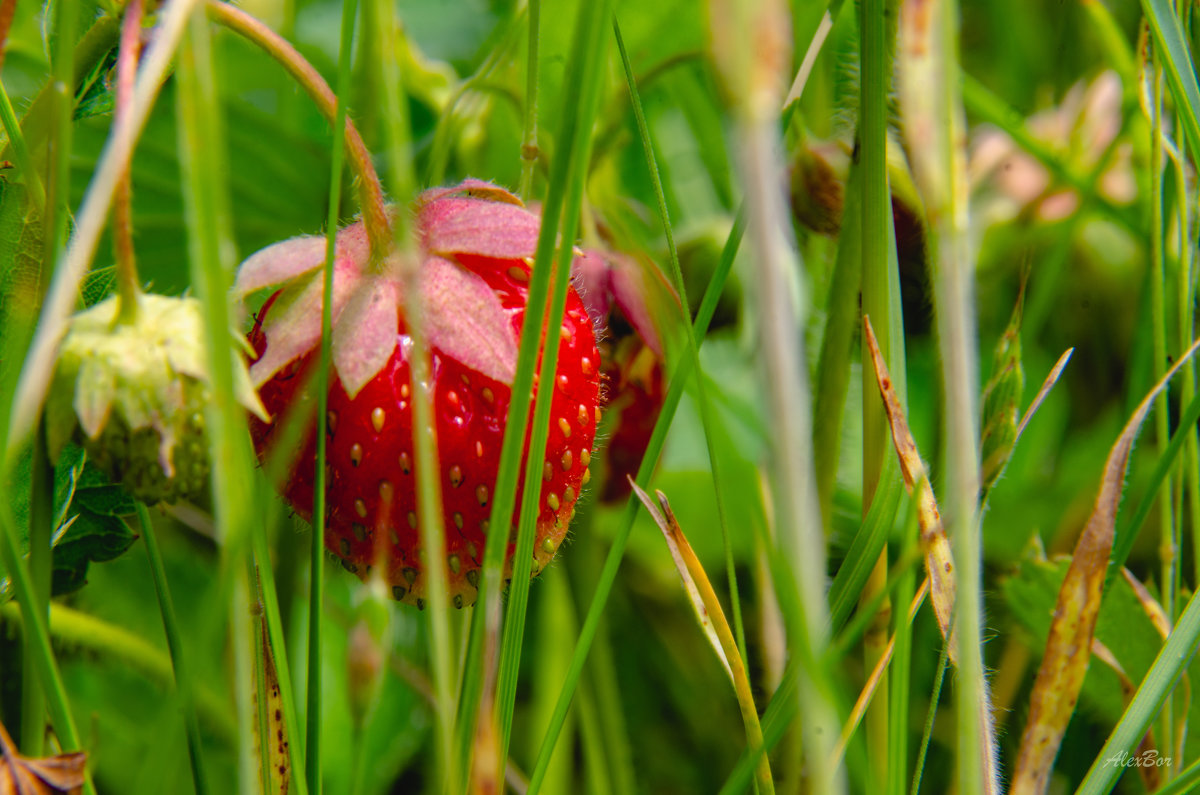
51, 508, 136, 595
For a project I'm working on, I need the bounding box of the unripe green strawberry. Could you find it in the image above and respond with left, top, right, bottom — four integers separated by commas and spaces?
44, 292, 267, 504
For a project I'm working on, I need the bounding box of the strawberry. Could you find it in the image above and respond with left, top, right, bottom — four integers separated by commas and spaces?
44, 292, 266, 504
571, 244, 674, 503
237, 180, 602, 608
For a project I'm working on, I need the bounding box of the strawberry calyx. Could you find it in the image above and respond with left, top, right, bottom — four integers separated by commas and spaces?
235, 181, 539, 399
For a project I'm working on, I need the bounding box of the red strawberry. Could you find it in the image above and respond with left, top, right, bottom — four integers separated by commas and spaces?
237, 181, 602, 608
571, 244, 674, 503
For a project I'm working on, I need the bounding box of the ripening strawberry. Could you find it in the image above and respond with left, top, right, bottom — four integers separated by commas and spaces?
237, 180, 602, 608
571, 244, 673, 503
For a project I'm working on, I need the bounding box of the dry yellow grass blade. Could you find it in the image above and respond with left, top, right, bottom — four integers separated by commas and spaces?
1011, 336, 1200, 795
863, 317, 957, 659
831, 578, 930, 766
629, 479, 772, 795
254, 614, 291, 795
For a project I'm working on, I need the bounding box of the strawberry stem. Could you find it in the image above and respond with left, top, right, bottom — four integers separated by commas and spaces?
517, 0, 540, 199
205, 0, 392, 262
113, 0, 144, 325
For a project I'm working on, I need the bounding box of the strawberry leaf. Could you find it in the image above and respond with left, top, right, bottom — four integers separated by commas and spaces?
419, 197, 542, 260
250, 263, 360, 387
233, 235, 327, 297
332, 277, 400, 399
422, 257, 519, 386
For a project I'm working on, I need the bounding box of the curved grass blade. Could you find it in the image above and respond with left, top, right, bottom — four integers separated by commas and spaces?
527, 210, 746, 793
1011, 336, 1200, 793
614, 13, 747, 671
629, 482, 772, 795
863, 318, 956, 658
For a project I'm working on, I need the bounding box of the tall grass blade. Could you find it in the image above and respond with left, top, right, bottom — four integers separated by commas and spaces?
527, 207, 746, 794
896, 0, 995, 790
494, 0, 612, 779
1011, 337, 1200, 792
613, 14, 747, 669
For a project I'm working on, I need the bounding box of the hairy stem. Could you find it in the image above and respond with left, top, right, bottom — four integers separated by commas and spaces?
204, 0, 391, 260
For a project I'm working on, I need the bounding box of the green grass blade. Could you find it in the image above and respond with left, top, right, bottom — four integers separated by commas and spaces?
1142, 0, 1200, 160
495, 0, 613, 776
518, 0, 540, 199
1076, 586, 1200, 794
138, 504, 210, 795
0, 487, 91, 793
1110, 387, 1200, 577
175, 4, 269, 790
527, 209, 747, 792
813, 160, 863, 529
369, 0, 456, 790
307, 0, 360, 789
613, 13, 748, 676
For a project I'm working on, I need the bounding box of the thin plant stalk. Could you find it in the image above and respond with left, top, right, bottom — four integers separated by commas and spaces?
527, 211, 748, 792
613, 15, 748, 672
20, 431, 51, 757
1148, 41, 1176, 757
21, 0, 78, 758
8, 0, 197, 458
307, 0, 360, 789
0, 502, 92, 794
910, 642, 951, 795
858, 0, 900, 783
459, 0, 614, 787
897, 0, 995, 790
176, 4, 271, 790
369, 1, 456, 791
203, 0, 390, 259
518, 0, 541, 199
494, 0, 612, 780
137, 504, 209, 795
113, 0, 145, 324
